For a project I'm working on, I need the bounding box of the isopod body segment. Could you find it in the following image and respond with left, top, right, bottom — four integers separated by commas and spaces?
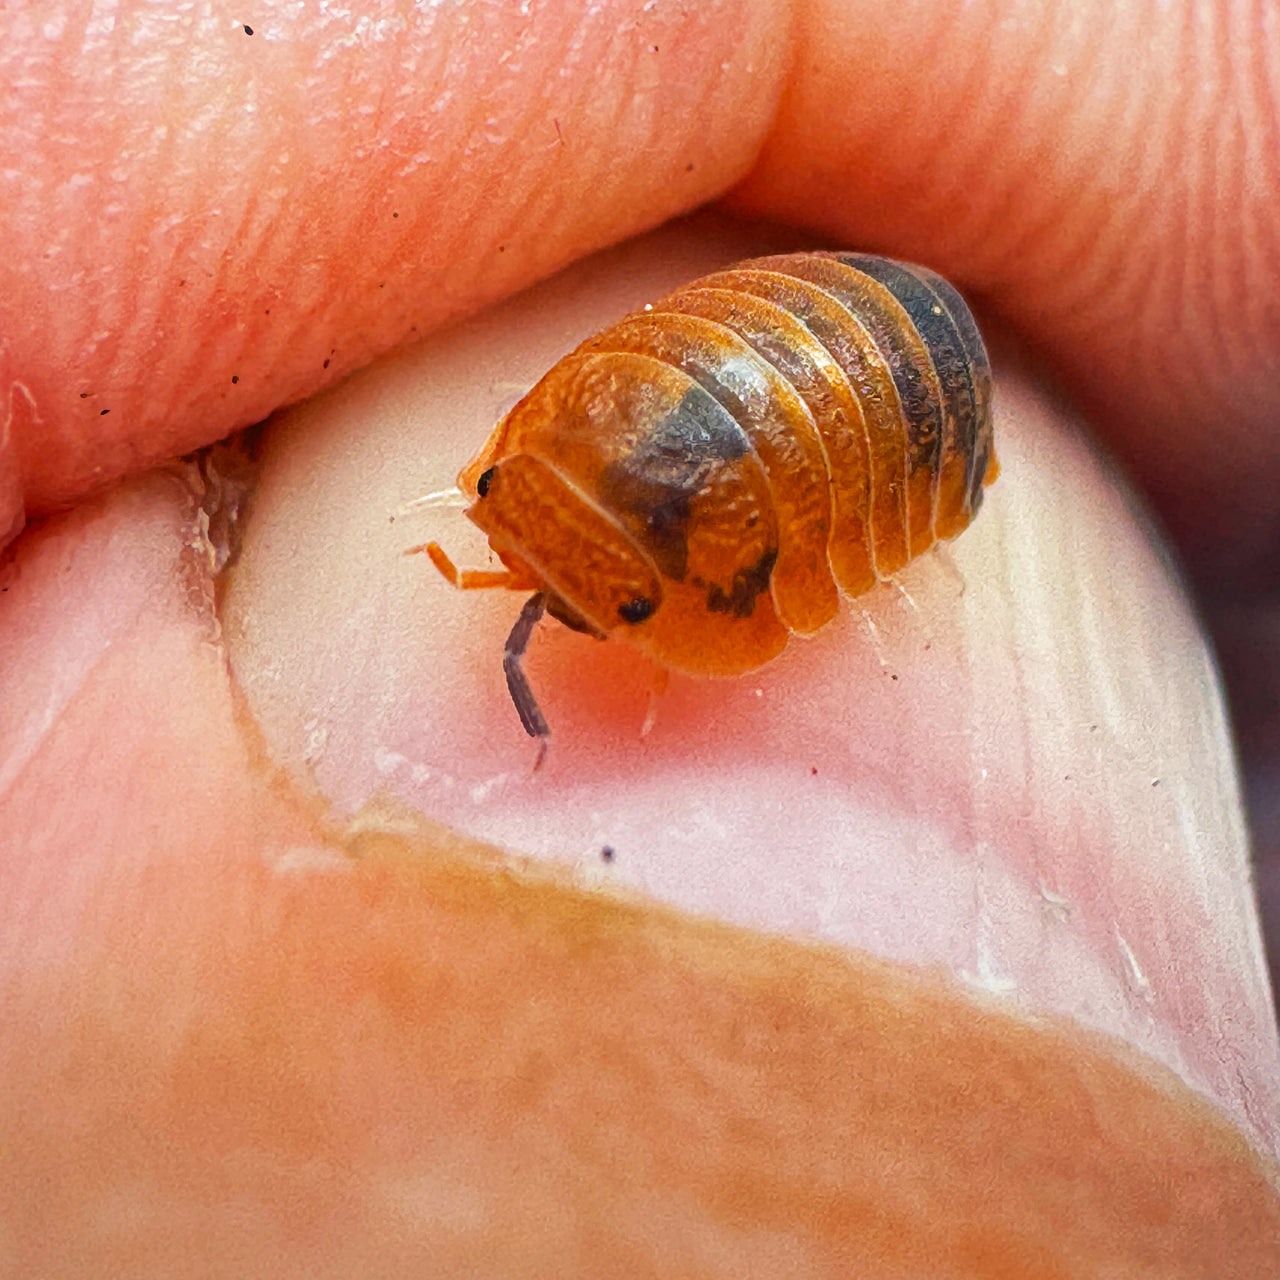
424, 251, 996, 751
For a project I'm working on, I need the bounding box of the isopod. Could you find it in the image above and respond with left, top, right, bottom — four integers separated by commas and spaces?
422, 252, 996, 761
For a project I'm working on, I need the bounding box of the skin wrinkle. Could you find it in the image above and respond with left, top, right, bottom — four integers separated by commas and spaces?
570, 31, 663, 219
1252, 1, 1280, 281
1210, 54, 1252, 387
1178, 0, 1228, 387
1037, 7, 1164, 318
1233, 0, 1280, 373
1010, 5, 1166, 326
594, 8, 642, 160
470, 37, 559, 242
900, 26, 1019, 275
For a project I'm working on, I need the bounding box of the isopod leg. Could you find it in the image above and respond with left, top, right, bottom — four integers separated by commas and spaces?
640, 664, 671, 739
890, 580, 920, 615
504, 592, 551, 769
407, 541, 526, 590
858, 606, 890, 671
927, 543, 969, 597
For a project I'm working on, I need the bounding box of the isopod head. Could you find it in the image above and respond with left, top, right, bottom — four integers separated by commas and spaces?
458, 350, 794, 677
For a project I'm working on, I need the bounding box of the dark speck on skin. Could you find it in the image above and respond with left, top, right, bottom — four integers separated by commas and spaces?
243, 25, 253, 35
99, 409, 109, 416
601, 845, 615, 863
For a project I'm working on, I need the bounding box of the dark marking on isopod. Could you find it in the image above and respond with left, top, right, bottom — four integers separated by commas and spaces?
597, 385, 750, 582
655, 385, 752, 466
596, 469, 693, 581
706, 549, 776, 618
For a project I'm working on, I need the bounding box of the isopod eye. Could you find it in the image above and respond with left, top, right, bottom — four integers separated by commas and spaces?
618, 597, 656, 625
476, 467, 495, 498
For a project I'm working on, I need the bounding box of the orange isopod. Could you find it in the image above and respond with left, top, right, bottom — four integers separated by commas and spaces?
423, 252, 997, 759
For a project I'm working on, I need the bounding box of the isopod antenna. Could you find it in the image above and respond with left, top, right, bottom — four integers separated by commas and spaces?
503, 592, 551, 770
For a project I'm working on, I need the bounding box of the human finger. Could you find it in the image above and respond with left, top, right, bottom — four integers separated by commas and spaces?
0, 0, 788, 535
731, 0, 1280, 584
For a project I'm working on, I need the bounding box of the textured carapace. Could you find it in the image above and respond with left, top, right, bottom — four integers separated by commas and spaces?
425, 252, 996, 752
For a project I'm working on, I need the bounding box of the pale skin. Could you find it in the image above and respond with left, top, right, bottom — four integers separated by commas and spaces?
2, 1, 1280, 1273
